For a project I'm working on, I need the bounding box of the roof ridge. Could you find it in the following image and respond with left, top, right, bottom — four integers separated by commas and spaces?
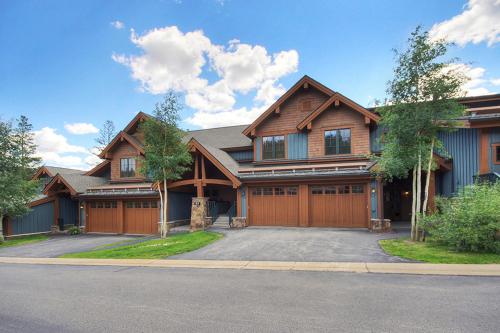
186, 124, 250, 133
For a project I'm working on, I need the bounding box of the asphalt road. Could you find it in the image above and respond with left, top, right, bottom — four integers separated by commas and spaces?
1, 264, 499, 332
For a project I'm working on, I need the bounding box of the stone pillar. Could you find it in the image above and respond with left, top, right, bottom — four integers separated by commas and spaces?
190, 197, 208, 231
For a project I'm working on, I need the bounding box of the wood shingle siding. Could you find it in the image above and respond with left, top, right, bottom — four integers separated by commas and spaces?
307, 106, 370, 158
110, 141, 144, 181
255, 88, 328, 136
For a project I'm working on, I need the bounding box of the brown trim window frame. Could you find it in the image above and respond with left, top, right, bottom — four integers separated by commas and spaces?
120, 157, 136, 178
262, 135, 286, 160
493, 143, 500, 165
324, 128, 352, 156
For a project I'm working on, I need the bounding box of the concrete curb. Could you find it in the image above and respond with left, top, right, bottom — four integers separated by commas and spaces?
1, 257, 499, 276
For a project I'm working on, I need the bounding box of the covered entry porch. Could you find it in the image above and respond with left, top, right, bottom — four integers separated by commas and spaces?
167, 139, 242, 229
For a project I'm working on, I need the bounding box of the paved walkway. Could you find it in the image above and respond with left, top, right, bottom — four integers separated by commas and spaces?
1, 257, 499, 276
173, 227, 410, 262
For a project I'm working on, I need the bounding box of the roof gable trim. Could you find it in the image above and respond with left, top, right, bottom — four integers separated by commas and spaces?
242, 75, 335, 136
297, 93, 380, 130
187, 138, 241, 187
98, 131, 145, 159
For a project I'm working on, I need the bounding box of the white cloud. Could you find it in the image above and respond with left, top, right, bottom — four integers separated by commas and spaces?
446, 63, 498, 96
110, 21, 125, 29
185, 80, 236, 112
490, 78, 500, 85
186, 106, 266, 128
429, 0, 500, 46
254, 80, 286, 105
113, 25, 298, 128
112, 26, 211, 94
34, 127, 99, 170
64, 122, 99, 135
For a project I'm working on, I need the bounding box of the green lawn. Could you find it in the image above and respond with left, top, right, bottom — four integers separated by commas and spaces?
380, 238, 500, 264
60, 231, 223, 259
0, 234, 49, 248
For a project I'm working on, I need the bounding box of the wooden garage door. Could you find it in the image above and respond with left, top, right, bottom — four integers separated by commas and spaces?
249, 186, 299, 226
87, 201, 119, 233
124, 200, 160, 234
309, 184, 367, 227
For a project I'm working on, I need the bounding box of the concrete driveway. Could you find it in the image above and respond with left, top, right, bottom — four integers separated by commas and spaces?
172, 227, 410, 262
0, 234, 142, 258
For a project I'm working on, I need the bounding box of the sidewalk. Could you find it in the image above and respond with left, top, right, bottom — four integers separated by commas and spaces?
1, 257, 499, 276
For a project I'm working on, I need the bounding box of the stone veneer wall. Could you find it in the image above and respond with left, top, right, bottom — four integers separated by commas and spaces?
190, 197, 208, 231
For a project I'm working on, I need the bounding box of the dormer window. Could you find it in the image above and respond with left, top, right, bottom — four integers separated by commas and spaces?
120, 158, 136, 178
325, 129, 351, 155
262, 135, 285, 160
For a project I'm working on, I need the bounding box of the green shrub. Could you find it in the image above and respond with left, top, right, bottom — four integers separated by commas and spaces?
68, 226, 81, 235
421, 182, 500, 254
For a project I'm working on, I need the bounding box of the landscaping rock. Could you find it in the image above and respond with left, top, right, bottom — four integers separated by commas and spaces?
370, 219, 391, 233
230, 217, 247, 229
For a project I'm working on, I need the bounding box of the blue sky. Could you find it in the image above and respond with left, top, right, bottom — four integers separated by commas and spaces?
0, 0, 499, 169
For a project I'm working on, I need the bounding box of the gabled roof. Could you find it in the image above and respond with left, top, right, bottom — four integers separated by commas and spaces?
32, 165, 85, 180
123, 111, 152, 134
242, 75, 335, 136
43, 172, 108, 196
187, 138, 241, 187
186, 125, 251, 149
297, 92, 380, 130
98, 131, 145, 159
85, 159, 110, 176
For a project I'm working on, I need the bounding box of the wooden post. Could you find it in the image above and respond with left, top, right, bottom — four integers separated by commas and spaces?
117, 200, 124, 234
201, 155, 206, 185
479, 128, 490, 174
194, 153, 199, 180
299, 184, 309, 227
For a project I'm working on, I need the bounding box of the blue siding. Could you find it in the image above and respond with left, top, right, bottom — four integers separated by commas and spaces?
12, 202, 54, 235
489, 128, 500, 174
287, 133, 308, 159
438, 129, 479, 196
370, 125, 384, 153
370, 180, 378, 218
240, 187, 247, 218
228, 150, 253, 162
59, 197, 78, 227
254, 137, 262, 161
168, 191, 192, 221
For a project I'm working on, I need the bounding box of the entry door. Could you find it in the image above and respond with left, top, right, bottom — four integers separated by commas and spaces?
87, 201, 119, 233
309, 184, 367, 227
124, 200, 160, 234
249, 186, 299, 226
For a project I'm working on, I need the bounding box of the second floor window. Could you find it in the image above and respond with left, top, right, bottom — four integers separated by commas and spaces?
262, 135, 285, 159
120, 158, 136, 178
325, 129, 351, 155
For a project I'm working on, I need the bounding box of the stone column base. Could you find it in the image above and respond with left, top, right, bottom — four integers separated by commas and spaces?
369, 219, 391, 233
230, 217, 247, 229
190, 197, 208, 231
